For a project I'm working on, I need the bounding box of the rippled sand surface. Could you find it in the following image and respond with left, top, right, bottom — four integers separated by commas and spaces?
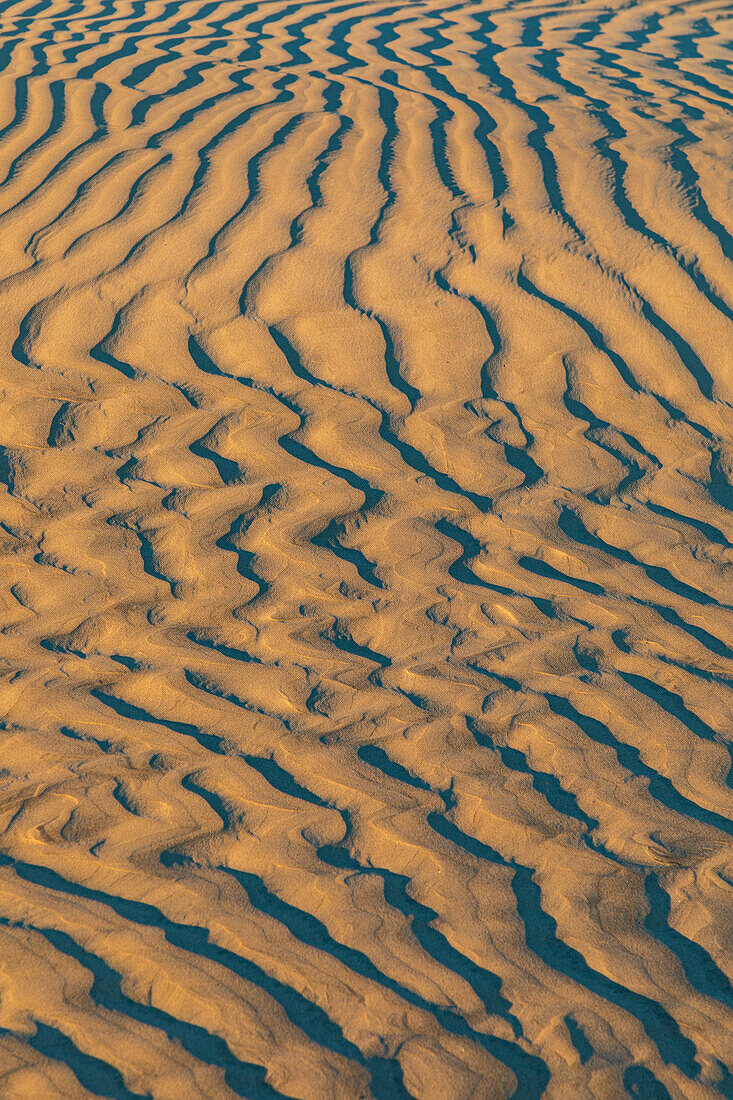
0, 0, 732, 1095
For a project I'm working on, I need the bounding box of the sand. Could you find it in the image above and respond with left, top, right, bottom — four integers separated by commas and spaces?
0, 0, 731, 1095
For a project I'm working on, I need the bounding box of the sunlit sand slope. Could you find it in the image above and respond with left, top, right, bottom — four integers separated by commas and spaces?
0, 0, 732, 1095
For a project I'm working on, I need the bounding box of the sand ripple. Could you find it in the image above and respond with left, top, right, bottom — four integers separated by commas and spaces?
0, 0, 731, 1095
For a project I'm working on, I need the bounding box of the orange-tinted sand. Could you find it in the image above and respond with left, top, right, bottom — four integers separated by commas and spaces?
0, 0, 731, 1096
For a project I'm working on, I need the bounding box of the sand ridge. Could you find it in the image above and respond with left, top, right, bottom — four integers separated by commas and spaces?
0, 0, 731, 1096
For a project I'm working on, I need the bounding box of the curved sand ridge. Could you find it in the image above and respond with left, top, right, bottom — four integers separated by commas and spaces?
0, 0, 731, 1095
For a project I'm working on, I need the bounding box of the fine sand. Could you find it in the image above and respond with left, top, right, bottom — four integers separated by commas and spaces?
0, 0, 731, 1096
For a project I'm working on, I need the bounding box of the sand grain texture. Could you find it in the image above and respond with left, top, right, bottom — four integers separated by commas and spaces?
0, 0, 731, 1096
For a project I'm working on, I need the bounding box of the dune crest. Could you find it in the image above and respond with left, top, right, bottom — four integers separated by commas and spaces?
0, 0, 731, 1096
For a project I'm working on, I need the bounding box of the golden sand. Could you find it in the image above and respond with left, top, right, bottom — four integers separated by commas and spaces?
0, 0, 731, 1095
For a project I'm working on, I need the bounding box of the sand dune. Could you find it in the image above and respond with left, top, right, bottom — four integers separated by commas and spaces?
0, 0, 731, 1095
